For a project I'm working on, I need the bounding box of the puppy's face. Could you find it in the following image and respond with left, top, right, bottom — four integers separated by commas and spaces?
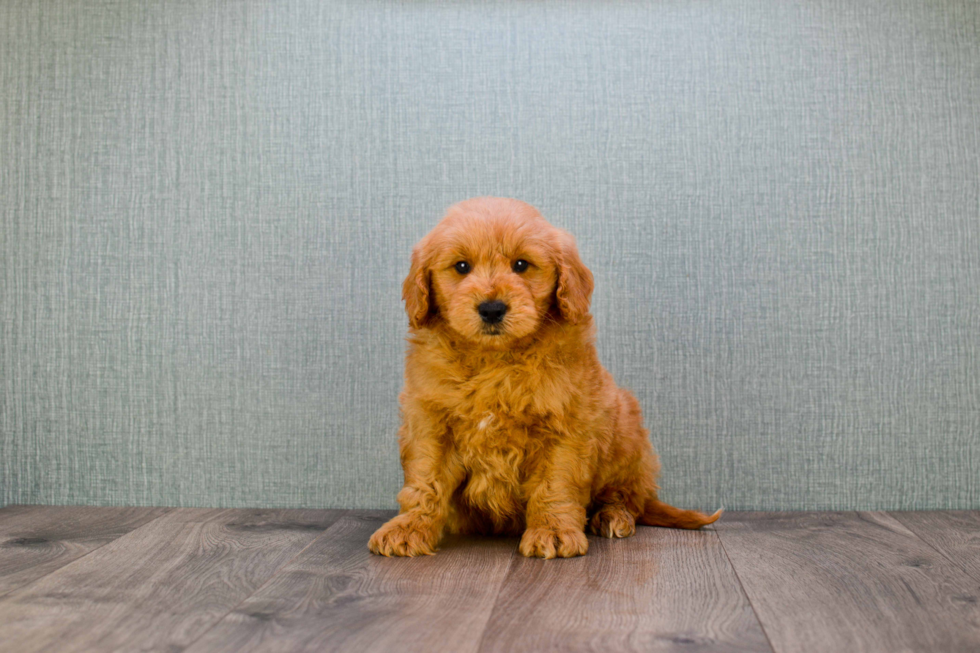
404, 198, 594, 348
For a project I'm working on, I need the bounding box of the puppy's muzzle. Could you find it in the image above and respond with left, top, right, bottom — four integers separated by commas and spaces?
478, 300, 508, 325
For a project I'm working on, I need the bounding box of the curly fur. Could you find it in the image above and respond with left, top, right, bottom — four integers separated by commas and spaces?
368, 197, 721, 558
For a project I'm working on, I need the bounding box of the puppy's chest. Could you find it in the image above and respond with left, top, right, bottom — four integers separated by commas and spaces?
451, 408, 539, 520
441, 357, 563, 424
451, 409, 530, 460
444, 364, 551, 486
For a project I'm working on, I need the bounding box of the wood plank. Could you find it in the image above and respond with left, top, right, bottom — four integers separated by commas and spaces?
0, 507, 344, 653
478, 526, 772, 653
185, 510, 518, 653
890, 511, 980, 583
0, 505, 170, 598
716, 512, 980, 653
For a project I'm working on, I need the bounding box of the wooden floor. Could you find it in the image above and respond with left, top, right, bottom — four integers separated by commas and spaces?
0, 507, 978, 652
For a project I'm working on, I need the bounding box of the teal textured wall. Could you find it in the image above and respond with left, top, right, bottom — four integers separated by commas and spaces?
2, 0, 979, 510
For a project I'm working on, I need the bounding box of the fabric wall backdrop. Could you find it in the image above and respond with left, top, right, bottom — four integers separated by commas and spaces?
2, 0, 978, 510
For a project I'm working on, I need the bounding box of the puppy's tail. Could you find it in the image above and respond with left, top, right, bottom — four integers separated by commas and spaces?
638, 498, 722, 530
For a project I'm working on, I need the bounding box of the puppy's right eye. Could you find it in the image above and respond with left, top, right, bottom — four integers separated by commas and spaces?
454, 261, 471, 274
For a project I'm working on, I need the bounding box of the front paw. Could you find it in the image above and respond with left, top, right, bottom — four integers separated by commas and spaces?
519, 526, 589, 559
368, 515, 441, 557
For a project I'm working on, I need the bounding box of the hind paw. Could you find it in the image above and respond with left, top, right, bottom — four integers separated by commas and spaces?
588, 506, 636, 538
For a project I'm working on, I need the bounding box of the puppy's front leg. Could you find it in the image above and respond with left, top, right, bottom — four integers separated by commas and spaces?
520, 446, 591, 559
368, 409, 462, 557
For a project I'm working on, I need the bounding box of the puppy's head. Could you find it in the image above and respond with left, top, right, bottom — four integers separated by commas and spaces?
403, 197, 593, 347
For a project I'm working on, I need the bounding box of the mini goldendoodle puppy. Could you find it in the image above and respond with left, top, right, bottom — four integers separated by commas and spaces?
369, 197, 720, 558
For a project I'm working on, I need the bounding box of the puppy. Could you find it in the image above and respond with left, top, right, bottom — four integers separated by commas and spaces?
369, 197, 720, 558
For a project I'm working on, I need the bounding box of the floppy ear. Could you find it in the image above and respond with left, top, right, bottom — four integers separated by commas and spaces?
555, 229, 594, 323
402, 244, 433, 329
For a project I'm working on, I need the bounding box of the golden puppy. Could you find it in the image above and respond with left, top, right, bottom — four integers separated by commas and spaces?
369, 197, 720, 558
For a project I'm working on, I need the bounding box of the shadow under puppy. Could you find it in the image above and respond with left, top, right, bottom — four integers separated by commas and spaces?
369, 197, 721, 558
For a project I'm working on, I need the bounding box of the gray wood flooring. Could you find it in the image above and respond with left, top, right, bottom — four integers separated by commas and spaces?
0, 507, 977, 652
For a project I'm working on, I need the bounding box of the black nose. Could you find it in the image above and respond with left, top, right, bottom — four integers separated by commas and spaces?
478, 300, 508, 325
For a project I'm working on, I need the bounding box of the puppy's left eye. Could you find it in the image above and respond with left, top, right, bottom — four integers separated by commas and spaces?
512, 259, 529, 273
